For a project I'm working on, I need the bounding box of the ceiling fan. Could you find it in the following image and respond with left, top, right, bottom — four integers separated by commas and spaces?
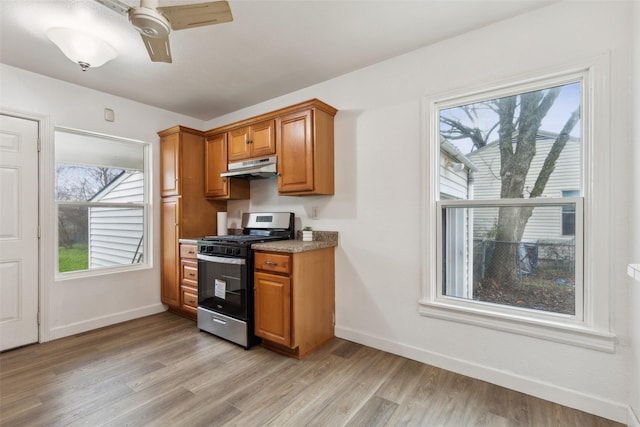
94, 0, 233, 63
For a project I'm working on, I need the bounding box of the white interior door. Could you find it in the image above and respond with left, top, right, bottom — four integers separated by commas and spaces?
0, 114, 39, 351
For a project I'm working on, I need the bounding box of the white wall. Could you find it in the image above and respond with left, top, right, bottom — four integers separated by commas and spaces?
207, 2, 634, 423
630, 1, 640, 425
0, 64, 203, 340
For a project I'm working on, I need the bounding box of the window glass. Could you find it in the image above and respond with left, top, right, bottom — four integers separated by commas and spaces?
55, 129, 148, 274
562, 190, 579, 236
441, 205, 576, 315
435, 80, 582, 317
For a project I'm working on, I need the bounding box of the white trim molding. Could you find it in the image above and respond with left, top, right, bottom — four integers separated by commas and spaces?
49, 303, 165, 340
335, 325, 628, 425
419, 55, 615, 352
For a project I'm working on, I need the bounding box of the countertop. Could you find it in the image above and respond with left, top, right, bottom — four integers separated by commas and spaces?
252, 234, 338, 253
178, 238, 199, 245
179, 231, 338, 254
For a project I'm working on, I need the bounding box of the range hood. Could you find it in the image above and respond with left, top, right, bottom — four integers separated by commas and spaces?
221, 156, 278, 179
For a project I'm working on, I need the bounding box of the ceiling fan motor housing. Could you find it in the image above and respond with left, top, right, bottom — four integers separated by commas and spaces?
128, 7, 170, 38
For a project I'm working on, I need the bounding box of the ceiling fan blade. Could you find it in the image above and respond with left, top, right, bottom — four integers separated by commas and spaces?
93, 0, 131, 16
157, 1, 233, 31
141, 34, 172, 63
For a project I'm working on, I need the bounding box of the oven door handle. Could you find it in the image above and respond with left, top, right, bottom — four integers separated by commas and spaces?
197, 254, 246, 265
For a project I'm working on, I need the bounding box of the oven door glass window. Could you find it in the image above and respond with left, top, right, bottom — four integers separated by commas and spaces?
198, 256, 247, 320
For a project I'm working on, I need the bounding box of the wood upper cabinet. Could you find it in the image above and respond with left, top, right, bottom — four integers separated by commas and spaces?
205, 133, 249, 200
205, 99, 337, 197
254, 248, 335, 359
227, 119, 276, 162
158, 125, 227, 320
277, 103, 336, 196
160, 131, 181, 197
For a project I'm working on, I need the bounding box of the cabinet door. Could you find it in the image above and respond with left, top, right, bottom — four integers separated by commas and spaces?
249, 119, 276, 159
205, 133, 229, 198
160, 132, 181, 197
254, 271, 291, 347
161, 197, 180, 306
227, 126, 251, 161
277, 109, 315, 194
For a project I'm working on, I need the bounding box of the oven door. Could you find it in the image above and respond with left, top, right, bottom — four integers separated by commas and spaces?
197, 254, 248, 320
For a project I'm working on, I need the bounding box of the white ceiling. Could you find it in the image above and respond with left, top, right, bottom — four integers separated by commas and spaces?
0, 0, 556, 120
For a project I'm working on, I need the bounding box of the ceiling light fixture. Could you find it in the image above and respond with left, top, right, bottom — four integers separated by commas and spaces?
47, 27, 117, 71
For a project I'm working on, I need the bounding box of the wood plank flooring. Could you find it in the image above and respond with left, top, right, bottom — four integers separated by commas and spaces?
0, 312, 624, 426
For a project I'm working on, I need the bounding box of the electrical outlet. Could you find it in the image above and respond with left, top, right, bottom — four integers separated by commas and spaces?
311, 206, 319, 220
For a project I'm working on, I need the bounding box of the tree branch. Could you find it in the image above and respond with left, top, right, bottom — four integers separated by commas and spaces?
530, 106, 581, 198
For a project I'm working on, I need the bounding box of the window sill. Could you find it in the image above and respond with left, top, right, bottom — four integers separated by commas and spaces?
55, 263, 151, 281
418, 299, 616, 352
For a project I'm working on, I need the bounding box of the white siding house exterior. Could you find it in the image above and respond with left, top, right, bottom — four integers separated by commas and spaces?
466, 131, 581, 241
439, 140, 477, 298
88, 172, 144, 268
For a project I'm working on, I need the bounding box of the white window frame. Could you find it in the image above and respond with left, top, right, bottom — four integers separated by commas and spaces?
54, 127, 152, 279
419, 58, 615, 352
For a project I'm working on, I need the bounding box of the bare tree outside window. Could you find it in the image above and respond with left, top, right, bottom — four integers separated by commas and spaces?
437, 80, 582, 315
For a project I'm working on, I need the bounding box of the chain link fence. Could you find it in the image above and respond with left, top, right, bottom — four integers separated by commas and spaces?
473, 239, 575, 286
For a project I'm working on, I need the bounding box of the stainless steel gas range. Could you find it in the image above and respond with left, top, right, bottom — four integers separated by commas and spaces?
196, 212, 294, 349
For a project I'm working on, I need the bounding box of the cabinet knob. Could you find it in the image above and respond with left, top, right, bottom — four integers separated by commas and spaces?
247, 140, 253, 144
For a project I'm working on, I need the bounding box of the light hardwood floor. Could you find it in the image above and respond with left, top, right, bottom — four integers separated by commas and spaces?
0, 312, 624, 426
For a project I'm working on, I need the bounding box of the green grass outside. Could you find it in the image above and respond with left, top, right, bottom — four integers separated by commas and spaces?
58, 244, 88, 272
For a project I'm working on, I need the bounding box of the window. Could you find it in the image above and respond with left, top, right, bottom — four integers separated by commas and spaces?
55, 128, 150, 275
420, 63, 615, 351
562, 190, 579, 236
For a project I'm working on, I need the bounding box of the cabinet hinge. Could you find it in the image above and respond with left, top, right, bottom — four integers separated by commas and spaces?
37, 310, 41, 325
37, 137, 41, 152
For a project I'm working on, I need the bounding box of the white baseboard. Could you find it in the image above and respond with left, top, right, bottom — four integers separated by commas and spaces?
48, 303, 166, 341
335, 325, 628, 425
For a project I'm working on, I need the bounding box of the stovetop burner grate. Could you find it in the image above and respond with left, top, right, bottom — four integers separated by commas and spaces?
200, 234, 284, 244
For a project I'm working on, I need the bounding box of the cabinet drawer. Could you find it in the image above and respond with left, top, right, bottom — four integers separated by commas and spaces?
181, 260, 198, 285
181, 287, 198, 312
180, 244, 197, 259
255, 252, 291, 274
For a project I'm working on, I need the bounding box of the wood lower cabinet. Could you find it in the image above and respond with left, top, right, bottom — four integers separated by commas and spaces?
161, 197, 180, 307
179, 243, 198, 319
205, 133, 249, 200
254, 248, 335, 359
158, 125, 226, 320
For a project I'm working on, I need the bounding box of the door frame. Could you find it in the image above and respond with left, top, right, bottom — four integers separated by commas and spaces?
1, 108, 52, 344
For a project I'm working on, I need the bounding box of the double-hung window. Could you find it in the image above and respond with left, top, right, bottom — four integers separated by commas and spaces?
420, 63, 614, 351
55, 128, 150, 275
